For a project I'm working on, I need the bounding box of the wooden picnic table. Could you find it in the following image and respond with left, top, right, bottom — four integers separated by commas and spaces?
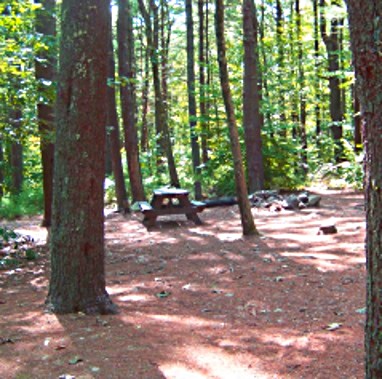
138, 188, 205, 227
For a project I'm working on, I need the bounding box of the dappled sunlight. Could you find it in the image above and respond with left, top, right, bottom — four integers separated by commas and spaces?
118, 293, 154, 302
160, 345, 271, 379
12, 312, 65, 335
148, 313, 224, 328
0, 190, 365, 378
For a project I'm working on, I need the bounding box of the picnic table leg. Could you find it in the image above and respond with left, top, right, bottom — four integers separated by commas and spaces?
143, 214, 157, 227
179, 195, 203, 225
187, 212, 202, 225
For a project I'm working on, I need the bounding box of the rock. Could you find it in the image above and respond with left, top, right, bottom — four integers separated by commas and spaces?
282, 195, 299, 210
298, 192, 309, 204
298, 202, 307, 209
307, 194, 321, 207
253, 190, 279, 200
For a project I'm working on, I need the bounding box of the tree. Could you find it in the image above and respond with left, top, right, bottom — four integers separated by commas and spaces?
117, 0, 145, 202
138, 0, 180, 187
47, 0, 117, 315
185, 0, 202, 199
243, 0, 264, 192
107, 3, 130, 213
198, 0, 209, 164
320, 0, 345, 162
215, 0, 258, 236
9, 109, 23, 195
345, 2, 382, 377
294, 0, 308, 176
34, 0, 56, 227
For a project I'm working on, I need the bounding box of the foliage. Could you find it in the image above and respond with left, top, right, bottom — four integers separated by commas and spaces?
0, 187, 43, 219
0, 0, 363, 219
0, 226, 37, 269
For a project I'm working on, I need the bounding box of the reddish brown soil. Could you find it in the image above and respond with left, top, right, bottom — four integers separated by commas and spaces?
0, 189, 366, 379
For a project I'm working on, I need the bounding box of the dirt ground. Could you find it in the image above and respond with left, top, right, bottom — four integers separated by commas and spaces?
0, 189, 366, 379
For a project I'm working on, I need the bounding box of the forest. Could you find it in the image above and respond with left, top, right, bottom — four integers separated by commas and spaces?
0, 0, 362, 221
1, 0, 382, 378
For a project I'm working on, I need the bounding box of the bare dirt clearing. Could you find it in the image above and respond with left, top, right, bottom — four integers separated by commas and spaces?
0, 189, 365, 379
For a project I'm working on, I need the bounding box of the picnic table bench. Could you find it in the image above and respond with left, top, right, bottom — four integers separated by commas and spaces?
138, 188, 205, 227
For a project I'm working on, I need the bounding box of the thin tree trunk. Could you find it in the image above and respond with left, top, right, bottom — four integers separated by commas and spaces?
313, 0, 322, 137
353, 85, 362, 152
9, 109, 23, 195
275, 0, 286, 134
215, 0, 258, 236
35, 0, 56, 227
186, 0, 202, 199
138, 0, 180, 187
243, 0, 264, 193
198, 0, 209, 164
107, 4, 130, 212
320, 0, 344, 162
295, 0, 308, 176
118, 0, 145, 202
138, 19, 150, 153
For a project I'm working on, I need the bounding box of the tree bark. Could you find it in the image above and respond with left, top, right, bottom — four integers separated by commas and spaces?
345, 1, 382, 377
243, 0, 264, 193
107, 4, 130, 212
138, 0, 180, 187
35, 0, 56, 227
295, 0, 308, 176
9, 109, 23, 195
186, 0, 202, 199
198, 0, 209, 164
47, 0, 117, 315
313, 0, 322, 137
320, 0, 344, 162
118, 0, 145, 202
215, 0, 258, 236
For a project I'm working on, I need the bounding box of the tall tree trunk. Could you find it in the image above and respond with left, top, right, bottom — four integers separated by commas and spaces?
345, 2, 382, 377
215, 0, 258, 236
118, 0, 145, 202
353, 85, 362, 152
198, 0, 209, 164
275, 0, 286, 134
320, 0, 344, 162
138, 19, 150, 153
9, 109, 23, 195
107, 4, 130, 212
295, 0, 308, 176
47, 0, 117, 315
243, 0, 264, 193
313, 0, 322, 137
186, 0, 202, 199
138, 0, 180, 187
35, 0, 56, 227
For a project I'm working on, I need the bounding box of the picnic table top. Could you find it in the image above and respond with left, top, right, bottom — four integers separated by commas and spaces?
153, 188, 189, 196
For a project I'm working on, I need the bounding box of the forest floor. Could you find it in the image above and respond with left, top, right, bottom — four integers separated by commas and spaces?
0, 189, 366, 379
